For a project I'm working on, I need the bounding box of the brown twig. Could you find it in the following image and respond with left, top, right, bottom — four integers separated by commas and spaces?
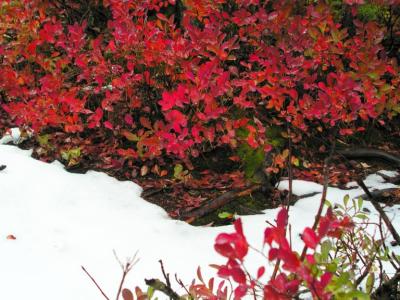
300, 142, 335, 261
114, 250, 139, 300
159, 260, 171, 288
356, 179, 400, 247
355, 252, 377, 287
81, 266, 111, 300
271, 127, 294, 279
174, 274, 191, 296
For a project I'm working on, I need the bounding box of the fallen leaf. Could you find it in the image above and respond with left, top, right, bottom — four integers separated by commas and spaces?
140, 165, 149, 176
360, 162, 371, 168
6, 234, 16, 240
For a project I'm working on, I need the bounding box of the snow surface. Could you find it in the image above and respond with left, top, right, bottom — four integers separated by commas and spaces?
0, 144, 399, 300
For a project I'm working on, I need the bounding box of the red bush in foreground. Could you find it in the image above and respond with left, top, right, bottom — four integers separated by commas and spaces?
213, 208, 354, 299
126, 198, 385, 299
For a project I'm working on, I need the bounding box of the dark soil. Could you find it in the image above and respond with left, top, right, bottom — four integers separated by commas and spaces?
140, 146, 400, 226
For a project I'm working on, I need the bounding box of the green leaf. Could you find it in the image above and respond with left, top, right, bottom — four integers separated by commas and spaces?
366, 272, 374, 294
237, 143, 265, 179
346, 291, 370, 300
122, 131, 139, 142
218, 212, 234, 219
292, 157, 300, 167
392, 104, 400, 113
173, 164, 184, 179
357, 197, 364, 210
147, 286, 155, 299
326, 262, 337, 273
331, 29, 339, 43
236, 127, 249, 139
355, 213, 368, 220
61, 151, 69, 161
320, 240, 332, 261
37, 134, 50, 147
367, 72, 379, 80
69, 148, 81, 158
343, 194, 350, 207
61, 148, 80, 161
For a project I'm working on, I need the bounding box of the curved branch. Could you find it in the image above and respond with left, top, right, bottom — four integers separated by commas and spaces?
338, 148, 400, 166
179, 184, 262, 221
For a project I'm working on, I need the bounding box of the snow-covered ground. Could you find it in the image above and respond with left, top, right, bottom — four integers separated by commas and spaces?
0, 144, 399, 300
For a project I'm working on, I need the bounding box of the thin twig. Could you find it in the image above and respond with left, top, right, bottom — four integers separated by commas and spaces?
356, 178, 400, 246
81, 266, 111, 300
355, 252, 377, 287
271, 126, 294, 279
115, 250, 140, 300
159, 260, 171, 288
300, 141, 335, 261
174, 274, 191, 296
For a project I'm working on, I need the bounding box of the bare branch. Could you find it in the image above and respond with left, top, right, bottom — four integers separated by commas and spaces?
300, 141, 335, 261
81, 266, 111, 300
115, 251, 140, 300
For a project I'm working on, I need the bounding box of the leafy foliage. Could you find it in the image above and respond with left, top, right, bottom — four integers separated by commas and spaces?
1, 0, 400, 179
120, 196, 396, 299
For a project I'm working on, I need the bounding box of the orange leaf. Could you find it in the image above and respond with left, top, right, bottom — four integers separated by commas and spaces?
139, 117, 152, 130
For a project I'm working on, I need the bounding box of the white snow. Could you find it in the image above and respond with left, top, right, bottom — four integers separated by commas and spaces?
0, 144, 399, 300
0, 127, 33, 145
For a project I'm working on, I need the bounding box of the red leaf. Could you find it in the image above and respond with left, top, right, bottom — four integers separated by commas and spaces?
230, 267, 246, 284
320, 272, 333, 289
159, 85, 188, 111
103, 121, 114, 130
302, 227, 319, 249
234, 218, 244, 237
268, 248, 279, 261
88, 108, 103, 129
279, 249, 301, 272
276, 208, 288, 228
257, 266, 265, 279
124, 114, 133, 126
234, 284, 248, 298
164, 110, 187, 133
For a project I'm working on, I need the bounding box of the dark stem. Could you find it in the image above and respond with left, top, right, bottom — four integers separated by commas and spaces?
300, 141, 335, 261
271, 125, 294, 279
115, 266, 129, 300
356, 179, 400, 246
145, 279, 182, 300
159, 260, 171, 288
81, 266, 111, 300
